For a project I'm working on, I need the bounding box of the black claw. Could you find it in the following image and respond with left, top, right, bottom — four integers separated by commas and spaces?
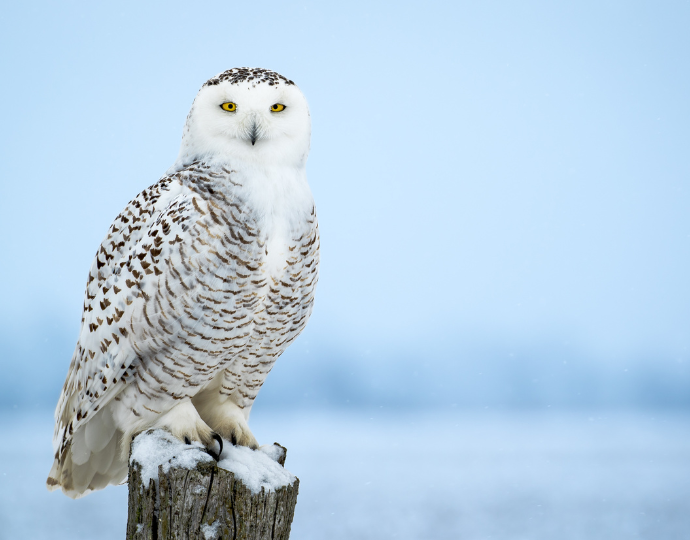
230, 432, 238, 446
210, 432, 224, 461
184, 436, 191, 445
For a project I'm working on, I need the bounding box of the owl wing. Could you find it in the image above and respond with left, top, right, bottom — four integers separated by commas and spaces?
54, 163, 261, 462
53, 173, 188, 454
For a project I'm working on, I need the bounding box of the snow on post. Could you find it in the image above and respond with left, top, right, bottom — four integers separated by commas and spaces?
126, 429, 299, 540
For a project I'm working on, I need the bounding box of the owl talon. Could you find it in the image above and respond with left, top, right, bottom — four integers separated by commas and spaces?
208, 432, 223, 461
184, 436, 191, 445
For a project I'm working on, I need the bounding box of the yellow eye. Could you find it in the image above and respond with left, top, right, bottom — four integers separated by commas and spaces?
220, 102, 237, 112
270, 103, 286, 112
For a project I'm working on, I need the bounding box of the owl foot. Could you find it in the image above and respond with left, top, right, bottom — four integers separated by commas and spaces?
219, 416, 259, 450
152, 399, 221, 458
194, 397, 259, 450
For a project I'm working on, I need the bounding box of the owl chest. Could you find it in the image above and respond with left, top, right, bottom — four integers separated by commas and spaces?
252, 219, 319, 323
161, 175, 318, 361
182, 212, 318, 353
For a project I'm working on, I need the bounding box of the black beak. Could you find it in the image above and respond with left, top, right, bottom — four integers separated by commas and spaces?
250, 122, 258, 146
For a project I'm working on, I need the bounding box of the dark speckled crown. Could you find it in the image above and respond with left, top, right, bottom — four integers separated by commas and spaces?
203, 67, 295, 88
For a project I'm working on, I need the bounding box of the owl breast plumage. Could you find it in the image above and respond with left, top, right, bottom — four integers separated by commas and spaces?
48, 68, 319, 498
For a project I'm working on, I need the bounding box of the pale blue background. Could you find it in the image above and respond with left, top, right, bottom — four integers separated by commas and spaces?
0, 1, 689, 538
1, 0, 688, 410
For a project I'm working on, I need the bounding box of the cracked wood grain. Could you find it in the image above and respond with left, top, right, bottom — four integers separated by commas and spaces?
126, 448, 299, 540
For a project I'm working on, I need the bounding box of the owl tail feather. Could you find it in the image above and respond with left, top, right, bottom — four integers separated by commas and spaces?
46, 406, 128, 499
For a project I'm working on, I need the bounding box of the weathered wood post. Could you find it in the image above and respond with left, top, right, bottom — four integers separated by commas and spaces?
126, 430, 299, 540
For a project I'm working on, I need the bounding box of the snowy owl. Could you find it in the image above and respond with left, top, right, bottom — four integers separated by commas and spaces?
47, 68, 319, 498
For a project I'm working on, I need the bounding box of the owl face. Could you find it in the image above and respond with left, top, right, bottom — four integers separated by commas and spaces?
179, 72, 311, 168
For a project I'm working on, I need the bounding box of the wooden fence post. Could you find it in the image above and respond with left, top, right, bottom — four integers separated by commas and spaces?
125, 430, 299, 540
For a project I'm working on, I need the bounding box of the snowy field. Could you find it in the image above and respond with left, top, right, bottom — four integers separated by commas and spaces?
1, 408, 689, 540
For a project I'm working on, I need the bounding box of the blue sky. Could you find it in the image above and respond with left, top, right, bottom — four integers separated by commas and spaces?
1, 0, 689, 409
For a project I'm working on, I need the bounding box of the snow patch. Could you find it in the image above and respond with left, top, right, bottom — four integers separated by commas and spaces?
201, 521, 220, 539
218, 443, 295, 494
129, 430, 295, 494
258, 443, 285, 464
129, 430, 213, 486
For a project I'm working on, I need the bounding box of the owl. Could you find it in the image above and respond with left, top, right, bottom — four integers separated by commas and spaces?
46, 68, 319, 498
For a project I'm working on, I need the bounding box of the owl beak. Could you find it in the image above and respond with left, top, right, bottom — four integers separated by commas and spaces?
242, 113, 264, 146
250, 121, 258, 146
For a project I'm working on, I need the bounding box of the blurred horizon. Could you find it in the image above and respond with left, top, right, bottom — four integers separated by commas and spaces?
3, 308, 689, 411
1, 0, 689, 414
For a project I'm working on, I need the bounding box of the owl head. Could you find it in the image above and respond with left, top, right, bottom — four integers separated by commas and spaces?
175, 68, 311, 169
